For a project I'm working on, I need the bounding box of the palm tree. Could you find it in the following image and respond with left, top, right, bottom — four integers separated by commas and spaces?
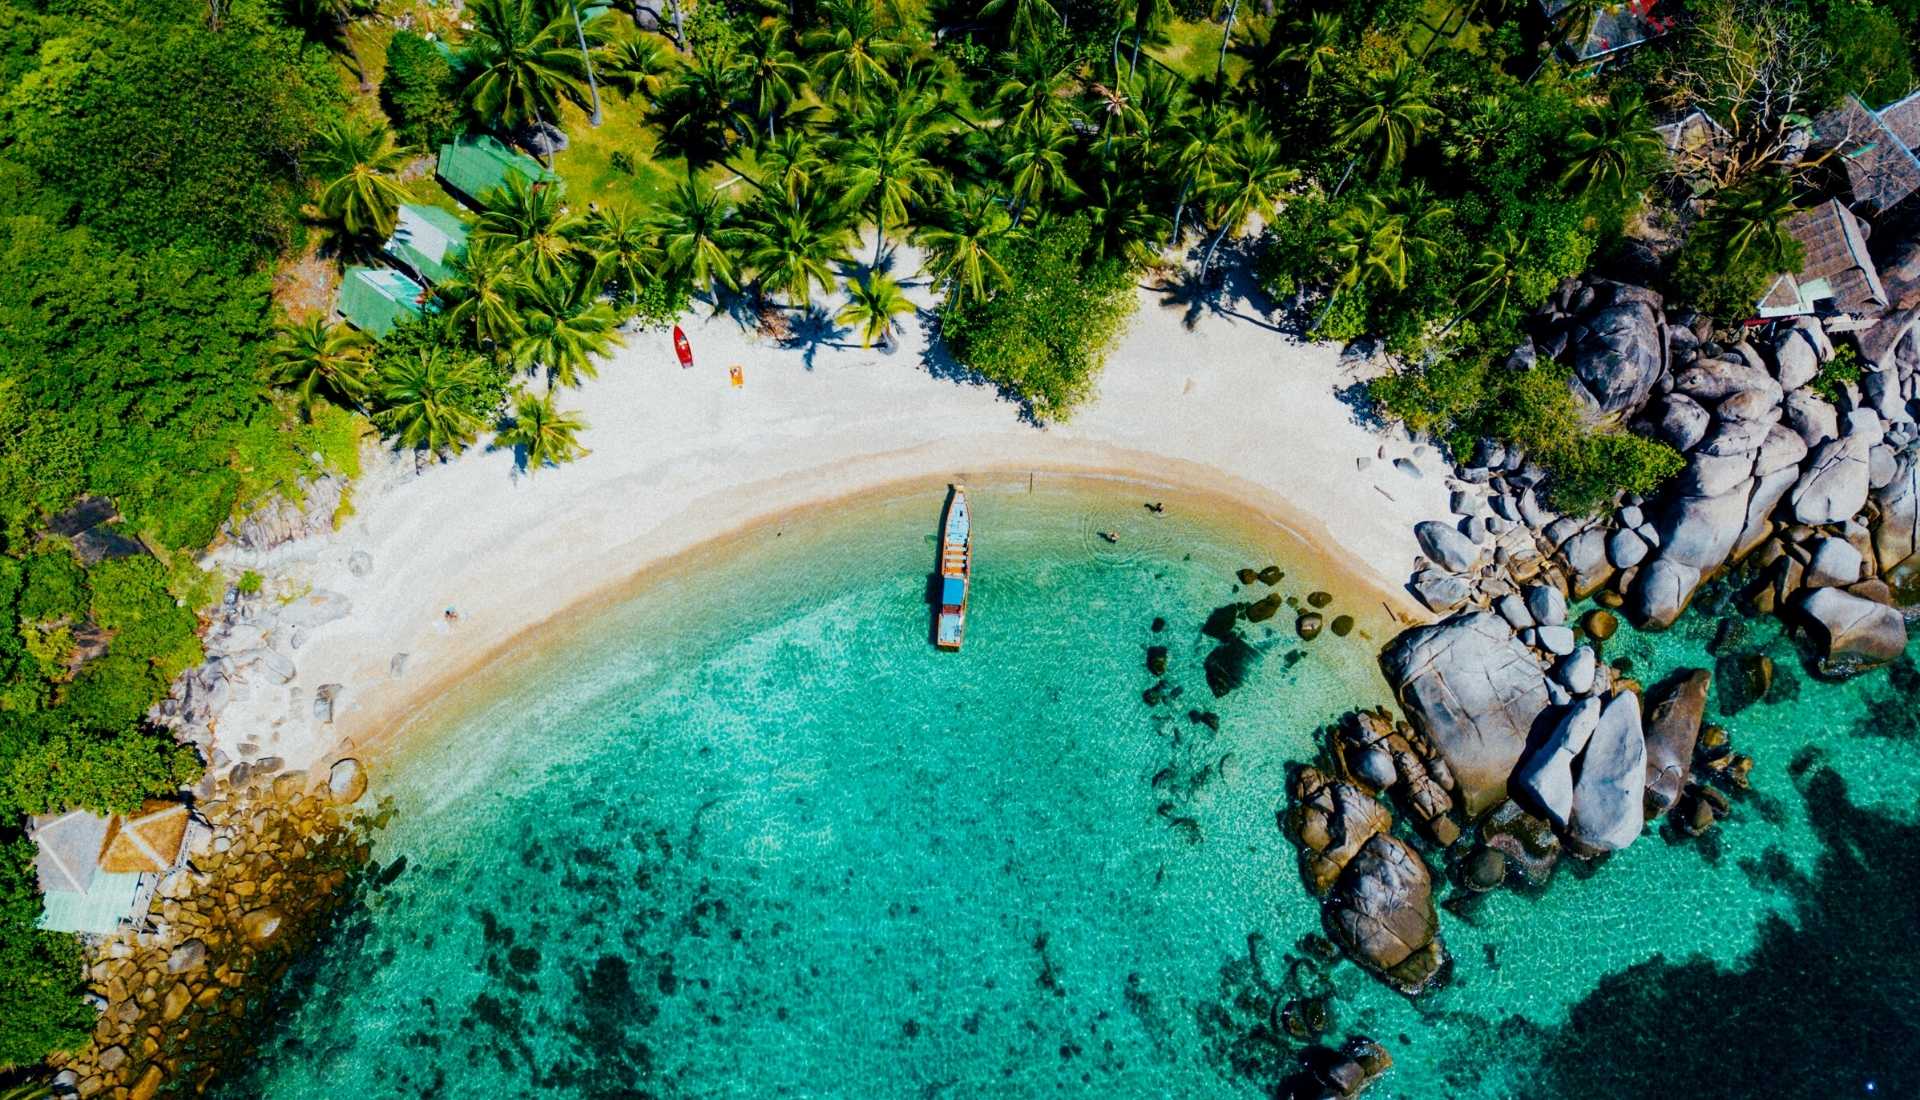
1713, 176, 1801, 268
1198, 130, 1298, 277
981, 0, 1062, 38
1458, 227, 1531, 322
375, 348, 488, 456
739, 185, 854, 308
463, 0, 601, 137
992, 40, 1073, 137
512, 275, 624, 387
270, 317, 373, 415
1003, 121, 1080, 222
1086, 74, 1139, 159
578, 203, 662, 304
474, 175, 582, 287
654, 180, 740, 297
438, 242, 529, 350
603, 34, 672, 103
915, 191, 1016, 305
839, 110, 945, 267
761, 130, 829, 201
1168, 100, 1238, 246
310, 117, 413, 241
837, 273, 916, 348
1328, 185, 1454, 296
281, 0, 378, 88
1270, 10, 1341, 95
653, 49, 751, 167
498, 388, 590, 468
1085, 174, 1166, 266
807, 0, 906, 105
1336, 56, 1439, 171
735, 21, 809, 140
1560, 90, 1662, 198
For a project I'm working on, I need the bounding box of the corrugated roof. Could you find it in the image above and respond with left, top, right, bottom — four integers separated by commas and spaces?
386, 203, 470, 284
339, 266, 431, 338
30, 809, 109, 896
98, 801, 189, 875
437, 136, 555, 209
38, 871, 147, 936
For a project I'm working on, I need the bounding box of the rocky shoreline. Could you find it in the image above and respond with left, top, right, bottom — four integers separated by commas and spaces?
43, 761, 380, 1100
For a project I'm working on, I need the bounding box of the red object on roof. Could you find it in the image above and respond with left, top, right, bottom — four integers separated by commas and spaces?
673, 326, 693, 369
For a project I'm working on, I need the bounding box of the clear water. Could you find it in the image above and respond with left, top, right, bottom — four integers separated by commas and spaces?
222, 481, 1920, 1099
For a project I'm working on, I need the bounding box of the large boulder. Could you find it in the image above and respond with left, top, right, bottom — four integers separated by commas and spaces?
1414, 520, 1480, 573
1655, 487, 1752, 572
1771, 325, 1822, 391
1791, 430, 1874, 526
1642, 669, 1709, 818
1567, 691, 1647, 855
1333, 711, 1460, 846
1286, 768, 1393, 896
1322, 833, 1446, 994
1734, 465, 1802, 562
1782, 389, 1841, 449
1792, 587, 1908, 677
1873, 451, 1920, 573
1673, 358, 1782, 406
1380, 614, 1552, 818
1566, 293, 1667, 424
1511, 697, 1601, 830
1654, 393, 1712, 451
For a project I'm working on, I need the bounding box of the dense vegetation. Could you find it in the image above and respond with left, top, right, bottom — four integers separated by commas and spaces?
1, 0, 1915, 1075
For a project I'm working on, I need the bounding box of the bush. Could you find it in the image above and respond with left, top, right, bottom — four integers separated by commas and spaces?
1810, 342, 1864, 404
938, 217, 1135, 421
381, 31, 462, 149
0, 837, 92, 1067
1667, 230, 1791, 323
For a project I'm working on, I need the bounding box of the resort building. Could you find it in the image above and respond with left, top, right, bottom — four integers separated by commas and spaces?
339, 265, 434, 338
384, 203, 470, 286
1809, 93, 1920, 216
436, 135, 556, 210
1755, 199, 1889, 330
31, 802, 194, 936
1540, 0, 1675, 63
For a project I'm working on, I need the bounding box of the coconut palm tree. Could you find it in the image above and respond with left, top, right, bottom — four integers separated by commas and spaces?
807, 0, 906, 106
761, 130, 829, 202
1458, 227, 1531, 322
739, 185, 854, 308
837, 273, 915, 347
438, 242, 529, 351
992, 40, 1073, 137
1198, 130, 1297, 277
654, 180, 740, 297
474, 175, 583, 287
1713, 176, 1801, 268
1085, 173, 1166, 266
310, 117, 413, 241
914, 191, 1015, 305
1003, 121, 1079, 223
1560, 90, 1663, 198
281, 0, 378, 88
375, 348, 488, 456
1268, 10, 1341, 94
498, 388, 590, 468
1168, 99, 1238, 246
838, 109, 945, 267
735, 21, 809, 140
463, 0, 601, 137
578, 203, 662, 304
1336, 56, 1439, 171
270, 317, 373, 415
1328, 184, 1454, 296
981, 0, 1062, 38
511, 275, 624, 387
603, 34, 673, 103
653, 49, 750, 167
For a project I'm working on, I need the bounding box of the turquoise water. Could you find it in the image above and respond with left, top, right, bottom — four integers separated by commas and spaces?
222, 481, 1920, 1098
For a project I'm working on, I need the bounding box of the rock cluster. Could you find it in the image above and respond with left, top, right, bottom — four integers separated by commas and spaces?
1279, 1035, 1394, 1099
1407, 280, 1917, 679
1284, 767, 1447, 995
47, 767, 380, 1100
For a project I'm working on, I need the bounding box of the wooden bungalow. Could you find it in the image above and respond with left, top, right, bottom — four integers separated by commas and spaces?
31, 802, 192, 936
1755, 199, 1888, 330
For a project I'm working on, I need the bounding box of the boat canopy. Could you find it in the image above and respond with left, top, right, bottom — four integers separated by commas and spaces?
941, 576, 965, 606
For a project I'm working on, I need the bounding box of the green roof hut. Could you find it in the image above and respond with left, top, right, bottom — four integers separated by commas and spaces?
437, 135, 556, 209
339, 266, 434, 338
385, 203, 470, 285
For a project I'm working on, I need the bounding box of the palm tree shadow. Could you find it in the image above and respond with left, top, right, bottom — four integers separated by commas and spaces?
913, 312, 1048, 425
779, 305, 854, 369
483, 437, 533, 477
842, 241, 899, 286
1149, 244, 1287, 334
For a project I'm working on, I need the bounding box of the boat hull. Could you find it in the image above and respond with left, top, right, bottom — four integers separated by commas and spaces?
934, 485, 970, 650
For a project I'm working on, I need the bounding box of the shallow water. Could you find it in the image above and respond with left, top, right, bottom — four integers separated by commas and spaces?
223, 482, 1920, 1099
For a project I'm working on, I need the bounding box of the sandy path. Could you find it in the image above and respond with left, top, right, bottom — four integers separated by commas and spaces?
208, 248, 1451, 773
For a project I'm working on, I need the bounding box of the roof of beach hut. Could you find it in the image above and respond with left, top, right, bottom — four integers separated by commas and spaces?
29, 808, 111, 896
339, 266, 432, 338
98, 801, 191, 875
436, 135, 555, 210
385, 203, 470, 285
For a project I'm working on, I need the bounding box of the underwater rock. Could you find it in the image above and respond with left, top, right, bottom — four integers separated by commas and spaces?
1715, 653, 1773, 715
1286, 767, 1392, 896
1297, 612, 1324, 640
1380, 613, 1551, 818
1146, 645, 1169, 676
1331, 615, 1355, 637
1237, 568, 1260, 585
1308, 590, 1334, 609
1205, 637, 1260, 697
1463, 845, 1508, 892
1260, 566, 1285, 585
1248, 593, 1285, 622
1480, 799, 1561, 885
1322, 833, 1446, 995
1643, 669, 1709, 819
1285, 1034, 1394, 1098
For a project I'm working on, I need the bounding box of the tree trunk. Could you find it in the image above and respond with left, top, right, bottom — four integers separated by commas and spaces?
1129, 32, 1142, 83
569, 0, 603, 126
874, 221, 885, 270
669, 0, 687, 51
1200, 222, 1230, 279
1215, 0, 1238, 83
1169, 178, 1190, 248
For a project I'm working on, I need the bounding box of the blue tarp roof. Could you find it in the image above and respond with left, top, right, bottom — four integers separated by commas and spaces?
941, 577, 965, 605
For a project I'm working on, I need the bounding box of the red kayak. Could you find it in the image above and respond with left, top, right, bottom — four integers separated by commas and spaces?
673, 326, 694, 369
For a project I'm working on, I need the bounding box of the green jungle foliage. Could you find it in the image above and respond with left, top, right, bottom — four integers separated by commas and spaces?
382, 31, 465, 148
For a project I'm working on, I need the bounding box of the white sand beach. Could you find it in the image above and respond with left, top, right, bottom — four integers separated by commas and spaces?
206, 249, 1452, 774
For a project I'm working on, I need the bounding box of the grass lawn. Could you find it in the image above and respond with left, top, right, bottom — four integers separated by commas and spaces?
1405, 0, 1487, 57
549, 91, 757, 215
1147, 17, 1257, 86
